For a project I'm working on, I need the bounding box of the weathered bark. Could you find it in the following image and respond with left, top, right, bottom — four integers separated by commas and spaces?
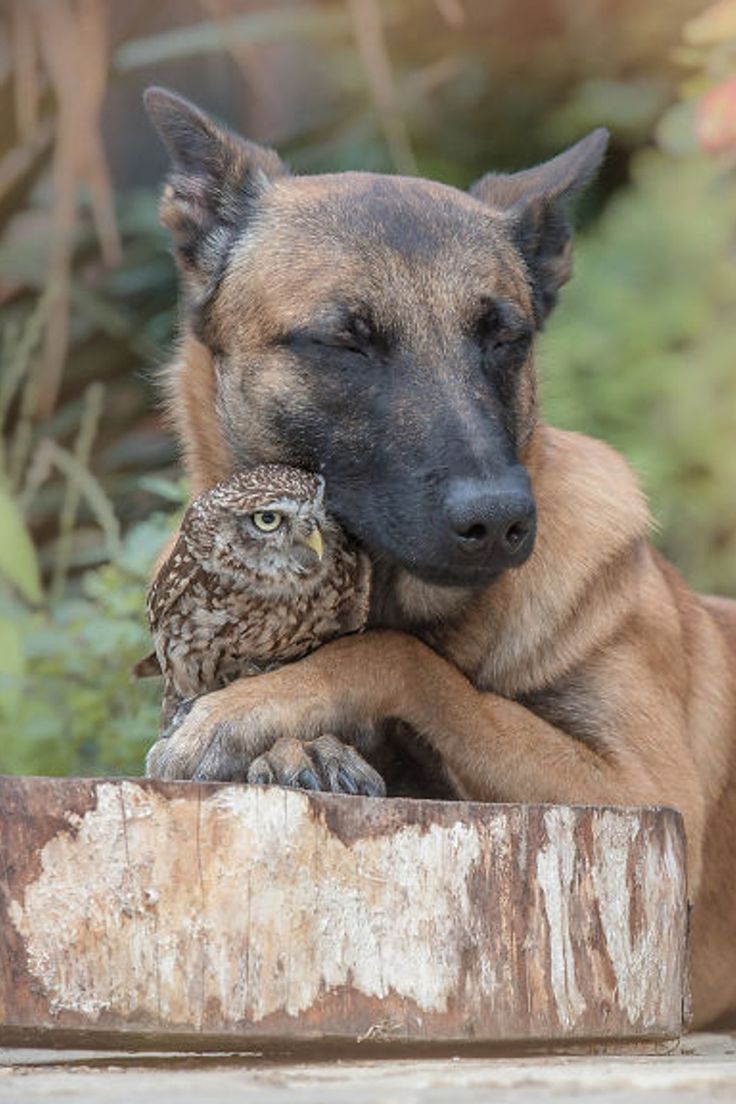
0, 778, 687, 1051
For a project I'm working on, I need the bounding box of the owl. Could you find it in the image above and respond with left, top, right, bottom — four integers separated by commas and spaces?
135, 465, 371, 730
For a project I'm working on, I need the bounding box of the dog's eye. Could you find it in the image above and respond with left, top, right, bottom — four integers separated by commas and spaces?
476, 298, 532, 360
282, 314, 376, 359
489, 331, 531, 354
283, 330, 369, 358
313, 333, 367, 356
317, 315, 374, 357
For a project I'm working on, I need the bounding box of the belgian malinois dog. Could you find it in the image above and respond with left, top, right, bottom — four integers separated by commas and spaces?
143, 88, 736, 1027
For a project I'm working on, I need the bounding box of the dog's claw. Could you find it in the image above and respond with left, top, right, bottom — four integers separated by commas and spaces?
337, 768, 359, 795
361, 773, 387, 798
246, 762, 273, 786
298, 768, 321, 791
240, 734, 385, 797
161, 695, 199, 739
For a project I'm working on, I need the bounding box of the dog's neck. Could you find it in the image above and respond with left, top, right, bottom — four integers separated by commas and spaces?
367, 559, 474, 633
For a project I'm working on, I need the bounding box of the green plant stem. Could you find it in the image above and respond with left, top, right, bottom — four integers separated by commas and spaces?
49, 382, 106, 603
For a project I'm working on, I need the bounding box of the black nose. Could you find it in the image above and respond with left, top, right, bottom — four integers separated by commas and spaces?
445, 473, 536, 566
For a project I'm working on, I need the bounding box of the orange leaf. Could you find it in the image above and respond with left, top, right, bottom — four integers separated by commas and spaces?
696, 78, 736, 152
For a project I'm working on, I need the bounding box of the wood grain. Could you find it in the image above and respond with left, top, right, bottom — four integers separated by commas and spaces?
0, 777, 688, 1051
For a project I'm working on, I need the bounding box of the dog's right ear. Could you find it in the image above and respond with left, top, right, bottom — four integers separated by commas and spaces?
144, 87, 287, 292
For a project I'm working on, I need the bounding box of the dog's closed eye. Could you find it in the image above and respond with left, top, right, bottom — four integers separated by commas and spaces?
475, 297, 533, 357
282, 312, 378, 359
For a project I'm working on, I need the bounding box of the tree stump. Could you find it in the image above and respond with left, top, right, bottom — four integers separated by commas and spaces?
0, 777, 688, 1052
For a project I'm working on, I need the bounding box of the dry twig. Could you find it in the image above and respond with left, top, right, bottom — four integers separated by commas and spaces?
346, 0, 417, 174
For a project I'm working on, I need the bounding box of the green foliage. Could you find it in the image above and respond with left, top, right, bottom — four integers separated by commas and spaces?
0, 509, 179, 778
541, 151, 736, 595
5, 144, 734, 782
2, 0, 735, 778
0, 483, 42, 604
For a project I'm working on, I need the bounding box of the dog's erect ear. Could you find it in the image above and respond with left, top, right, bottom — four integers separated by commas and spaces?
471, 128, 608, 322
144, 87, 287, 291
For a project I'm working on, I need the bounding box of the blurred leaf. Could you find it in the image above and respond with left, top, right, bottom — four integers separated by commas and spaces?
656, 99, 700, 155
0, 484, 42, 603
542, 151, 736, 597
679, 74, 717, 98
114, 6, 349, 71
672, 45, 709, 67
0, 617, 25, 711
137, 475, 188, 503
70, 283, 159, 359
684, 0, 736, 46
0, 508, 176, 776
548, 79, 669, 143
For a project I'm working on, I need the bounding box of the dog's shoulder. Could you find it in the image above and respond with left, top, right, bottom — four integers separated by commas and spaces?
528, 424, 651, 550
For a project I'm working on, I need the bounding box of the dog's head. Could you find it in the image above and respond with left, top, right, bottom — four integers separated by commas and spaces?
147, 88, 606, 590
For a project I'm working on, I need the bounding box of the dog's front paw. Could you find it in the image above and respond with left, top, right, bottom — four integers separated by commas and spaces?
144, 645, 384, 783
248, 733, 386, 797
145, 691, 269, 781
144, 668, 354, 782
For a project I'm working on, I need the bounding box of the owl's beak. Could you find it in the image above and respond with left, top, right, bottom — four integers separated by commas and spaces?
304, 526, 324, 561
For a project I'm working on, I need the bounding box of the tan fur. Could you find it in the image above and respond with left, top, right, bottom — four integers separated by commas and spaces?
153, 354, 736, 1024
163, 336, 234, 494
141, 108, 736, 1026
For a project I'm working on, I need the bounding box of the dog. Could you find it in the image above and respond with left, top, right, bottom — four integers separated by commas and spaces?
142, 87, 736, 1028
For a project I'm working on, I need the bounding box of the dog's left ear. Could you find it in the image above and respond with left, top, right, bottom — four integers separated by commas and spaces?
471, 128, 609, 322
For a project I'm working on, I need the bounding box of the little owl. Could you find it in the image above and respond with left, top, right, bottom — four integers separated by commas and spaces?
136, 465, 371, 734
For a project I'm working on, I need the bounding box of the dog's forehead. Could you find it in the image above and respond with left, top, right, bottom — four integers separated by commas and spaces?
257, 171, 509, 255
277, 171, 490, 226
220, 171, 530, 321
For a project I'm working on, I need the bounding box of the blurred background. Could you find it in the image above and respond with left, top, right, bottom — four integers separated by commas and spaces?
1, 0, 735, 776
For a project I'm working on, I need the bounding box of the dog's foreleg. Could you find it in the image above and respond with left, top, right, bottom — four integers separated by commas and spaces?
145, 628, 705, 887
333, 631, 706, 890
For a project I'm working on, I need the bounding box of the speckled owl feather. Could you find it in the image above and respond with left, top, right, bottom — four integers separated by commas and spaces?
136, 465, 371, 728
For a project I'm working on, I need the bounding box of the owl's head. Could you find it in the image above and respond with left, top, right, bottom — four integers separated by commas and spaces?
184, 465, 337, 591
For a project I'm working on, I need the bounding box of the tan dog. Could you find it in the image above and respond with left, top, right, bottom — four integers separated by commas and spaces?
143, 88, 736, 1027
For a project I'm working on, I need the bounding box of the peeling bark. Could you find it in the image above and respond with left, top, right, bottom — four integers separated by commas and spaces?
0, 778, 687, 1049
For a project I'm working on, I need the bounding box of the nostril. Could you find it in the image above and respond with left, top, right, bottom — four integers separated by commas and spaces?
502, 519, 530, 552
445, 475, 536, 567
457, 522, 487, 543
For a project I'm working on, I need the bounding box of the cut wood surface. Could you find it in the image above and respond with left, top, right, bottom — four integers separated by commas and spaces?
0, 777, 687, 1051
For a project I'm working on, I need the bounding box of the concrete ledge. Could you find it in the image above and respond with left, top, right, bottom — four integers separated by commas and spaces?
2, 1035, 736, 1104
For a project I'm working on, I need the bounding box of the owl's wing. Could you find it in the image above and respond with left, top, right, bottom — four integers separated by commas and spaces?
132, 650, 161, 678
146, 532, 204, 632
337, 548, 372, 634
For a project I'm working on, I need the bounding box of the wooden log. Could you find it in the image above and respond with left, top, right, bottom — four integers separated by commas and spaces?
0, 777, 688, 1052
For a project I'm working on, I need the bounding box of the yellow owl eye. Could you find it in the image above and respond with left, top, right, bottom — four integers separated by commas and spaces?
252, 510, 283, 532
